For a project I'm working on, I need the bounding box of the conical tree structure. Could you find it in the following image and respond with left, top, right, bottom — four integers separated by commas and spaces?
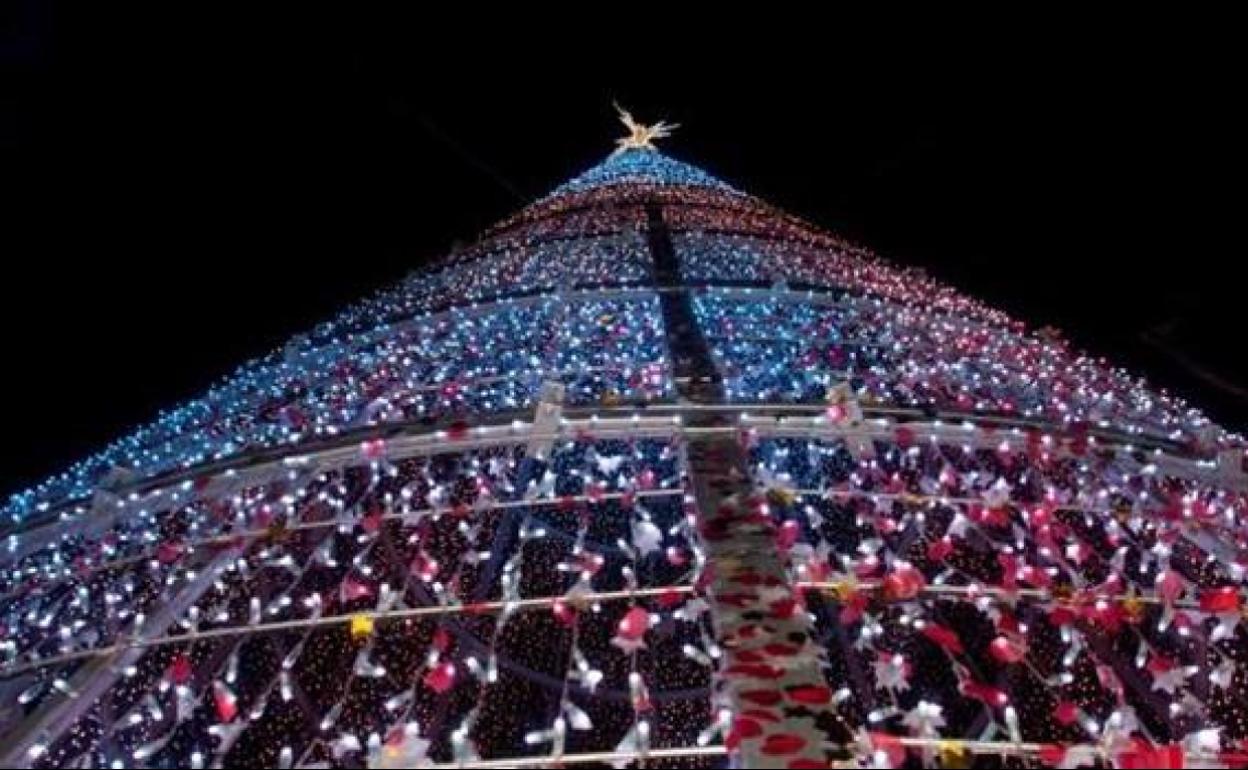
2, 132, 1247, 769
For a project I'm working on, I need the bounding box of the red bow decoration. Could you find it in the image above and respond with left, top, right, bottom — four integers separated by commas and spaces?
168, 653, 193, 685
882, 564, 926, 602
921, 623, 965, 655
989, 635, 1027, 664
213, 680, 238, 722
423, 661, 456, 694
1200, 586, 1241, 614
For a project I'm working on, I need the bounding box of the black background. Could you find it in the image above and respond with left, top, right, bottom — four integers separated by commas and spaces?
2, 6, 1244, 497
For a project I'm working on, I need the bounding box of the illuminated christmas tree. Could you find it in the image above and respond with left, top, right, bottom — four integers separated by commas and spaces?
2, 108, 1247, 769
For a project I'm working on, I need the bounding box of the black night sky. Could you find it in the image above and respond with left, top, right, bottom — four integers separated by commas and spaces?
2, 7, 1244, 498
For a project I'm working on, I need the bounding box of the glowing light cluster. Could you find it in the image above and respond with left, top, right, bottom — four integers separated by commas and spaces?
546, 147, 738, 200
676, 230, 1016, 326
4, 294, 671, 524
316, 228, 654, 343
695, 291, 1223, 446
746, 431, 1248, 762
10, 437, 716, 767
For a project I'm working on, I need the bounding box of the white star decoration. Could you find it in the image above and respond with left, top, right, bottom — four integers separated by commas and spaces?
1210, 659, 1236, 690
1150, 665, 1191, 694
902, 701, 945, 736
632, 519, 663, 556
1211, 612, 1241, 643
873, 654, 911, 693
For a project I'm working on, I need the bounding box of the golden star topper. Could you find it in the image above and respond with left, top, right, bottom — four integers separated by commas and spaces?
612, 102, 678, 155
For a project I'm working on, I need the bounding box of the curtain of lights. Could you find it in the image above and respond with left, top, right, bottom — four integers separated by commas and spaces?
2, 144, 1246, 770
